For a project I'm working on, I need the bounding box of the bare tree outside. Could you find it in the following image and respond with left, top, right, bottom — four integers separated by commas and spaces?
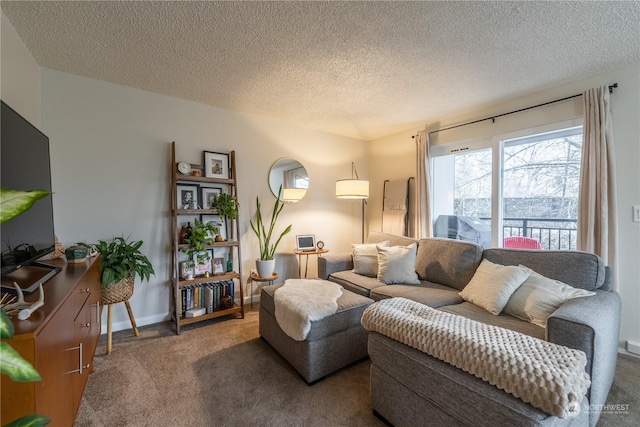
447, 128, 583, 250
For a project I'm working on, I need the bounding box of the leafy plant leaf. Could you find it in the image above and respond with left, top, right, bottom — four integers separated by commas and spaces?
4, 413, 51, 427
0, 341, 42, 382
1, 309, 15, 340
0, 189, 51, 224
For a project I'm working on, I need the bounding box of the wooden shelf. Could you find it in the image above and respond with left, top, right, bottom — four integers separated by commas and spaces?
169, 142, 244, 334
175, 174, 234, 185
176, 272, 239, 287
176, 241, 238, 249
177, 304, 242, 326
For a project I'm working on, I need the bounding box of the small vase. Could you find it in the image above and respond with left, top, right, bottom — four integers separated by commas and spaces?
256, 259, 275, 278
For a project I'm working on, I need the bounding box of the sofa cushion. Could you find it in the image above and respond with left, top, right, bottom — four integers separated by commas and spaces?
504, 269, 596, 328
328, 270, 386, 297
367, 231, 418, 247
483, 248, 606, 291
370, 281, 464, 307
415, 238, 484, 290
459, 259, 531, 315
260, 283, 374, 342
352, 241, 389, 277
377, 243, 421, 285
439, 302, 545, 340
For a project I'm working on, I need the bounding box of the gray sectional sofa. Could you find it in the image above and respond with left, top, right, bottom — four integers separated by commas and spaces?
318, 231, 621, 427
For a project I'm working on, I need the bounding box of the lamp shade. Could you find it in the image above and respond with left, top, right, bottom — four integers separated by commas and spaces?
282, 188, 307, 203
336, 179, 369, 199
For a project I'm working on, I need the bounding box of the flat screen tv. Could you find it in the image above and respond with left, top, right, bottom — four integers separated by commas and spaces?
1, 100, 56, 282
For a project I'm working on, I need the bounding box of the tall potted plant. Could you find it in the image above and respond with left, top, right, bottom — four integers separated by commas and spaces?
250, 185, 292, 278
80, 236, 155, 305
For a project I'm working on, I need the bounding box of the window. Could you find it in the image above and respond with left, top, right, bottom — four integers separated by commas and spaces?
431, 123, 582, 250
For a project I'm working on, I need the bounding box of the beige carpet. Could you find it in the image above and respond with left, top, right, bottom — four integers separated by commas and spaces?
75, 306, 639, 426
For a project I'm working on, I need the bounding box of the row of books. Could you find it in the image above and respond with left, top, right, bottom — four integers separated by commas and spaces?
179, 280, 235, 317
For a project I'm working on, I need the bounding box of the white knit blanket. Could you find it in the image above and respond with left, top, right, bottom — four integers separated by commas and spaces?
361, 298, 590, 418
274, 279, 343, 341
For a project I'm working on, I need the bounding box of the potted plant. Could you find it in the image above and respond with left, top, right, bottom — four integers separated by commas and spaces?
79, 236, 155, 305
249, 185, 292, 278
212, 193, 238, 219
211, 193, 237, 242
180, 219, 219, 279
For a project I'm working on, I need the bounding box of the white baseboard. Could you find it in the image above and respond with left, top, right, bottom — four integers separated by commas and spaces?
100, 313, 170, 335
626, 340, 640, 356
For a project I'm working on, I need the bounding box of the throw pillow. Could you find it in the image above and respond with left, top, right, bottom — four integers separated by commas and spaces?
376, 243, 421, 285
504, 268, 596, 327
459, 259, 531, 315
352, 241, 390, 277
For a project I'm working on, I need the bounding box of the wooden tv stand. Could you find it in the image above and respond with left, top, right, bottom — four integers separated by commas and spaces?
1, 257, 101, 426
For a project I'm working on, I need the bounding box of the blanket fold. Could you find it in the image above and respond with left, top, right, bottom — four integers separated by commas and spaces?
361, 298, 590, 418
274, 279, 343, 341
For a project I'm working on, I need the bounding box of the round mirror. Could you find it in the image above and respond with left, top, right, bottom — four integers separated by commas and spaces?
269, 158, 309, 203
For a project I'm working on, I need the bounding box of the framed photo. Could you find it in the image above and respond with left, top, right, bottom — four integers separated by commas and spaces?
212, 257, 225, 275
195, 249, 214, 276
176, 184, 199, 210
203, 151, 230, 179
200, 186, 223, 210
202, 215, 227, 241
179, 261, 191, 280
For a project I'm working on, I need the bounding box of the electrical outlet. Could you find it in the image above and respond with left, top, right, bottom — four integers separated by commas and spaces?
634, 205, 640, 223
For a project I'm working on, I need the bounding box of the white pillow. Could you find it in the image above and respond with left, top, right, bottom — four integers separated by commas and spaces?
376, 243, 420, 285
352, 241, 390, 277
504, 268, 596, 327
459, 259, 530, 315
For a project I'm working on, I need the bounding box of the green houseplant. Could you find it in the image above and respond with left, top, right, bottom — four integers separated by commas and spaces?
83, 237, 155, 288
180, 219, 219, 279
0, 188, 51, 426
79, 236, 155, 307
249, 185, 292, 278
212, 193, 238, 220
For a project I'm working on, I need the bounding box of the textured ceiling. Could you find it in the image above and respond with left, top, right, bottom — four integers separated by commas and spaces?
2, 1, 639, 141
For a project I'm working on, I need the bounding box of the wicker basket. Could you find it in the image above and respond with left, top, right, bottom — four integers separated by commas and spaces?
101, 276, 134, 305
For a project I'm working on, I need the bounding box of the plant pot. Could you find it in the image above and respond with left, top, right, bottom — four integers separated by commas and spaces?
256, 259, 275, 278
101, 276, 134, 305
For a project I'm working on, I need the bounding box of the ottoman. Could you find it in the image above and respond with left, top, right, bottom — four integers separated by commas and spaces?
259, 280, 374, 384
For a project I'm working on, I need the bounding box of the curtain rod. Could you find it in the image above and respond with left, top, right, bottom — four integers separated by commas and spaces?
413, 83, 618, 138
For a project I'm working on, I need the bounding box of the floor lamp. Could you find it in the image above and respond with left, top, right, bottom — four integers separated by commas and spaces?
336, 162, 369, 243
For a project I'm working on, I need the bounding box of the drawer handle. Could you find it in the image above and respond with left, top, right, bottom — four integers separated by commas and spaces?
92, 302, 101, 324
66, 343, 88, 374
83, 322, 90, 328
80, 288, 90, 293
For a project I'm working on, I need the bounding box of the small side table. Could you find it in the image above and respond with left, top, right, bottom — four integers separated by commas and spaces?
249, 272, 278, 309
294, 249, 329, 278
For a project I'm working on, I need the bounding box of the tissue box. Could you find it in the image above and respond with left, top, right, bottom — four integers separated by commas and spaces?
65, 246, 88, 263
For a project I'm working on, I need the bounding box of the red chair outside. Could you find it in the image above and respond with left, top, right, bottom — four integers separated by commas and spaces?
503, 236, 542, 250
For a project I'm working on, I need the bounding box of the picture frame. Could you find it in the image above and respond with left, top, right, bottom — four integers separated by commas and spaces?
176, 184, 199, 210
212, 257, 225, 275
179, 261, 191, 280
194, 249, 214, 276
203, 151, 230, 179
202, 215, 227, 241
200, 186, 223, 210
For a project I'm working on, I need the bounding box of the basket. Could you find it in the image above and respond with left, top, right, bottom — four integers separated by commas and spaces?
101, 276, 134, 305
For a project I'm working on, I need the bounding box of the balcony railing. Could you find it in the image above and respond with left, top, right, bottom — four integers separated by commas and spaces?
479, 217, 578, 250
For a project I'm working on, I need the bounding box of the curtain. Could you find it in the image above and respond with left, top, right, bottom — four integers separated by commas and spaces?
415, 130, 433, 238
577, 86, 618, 290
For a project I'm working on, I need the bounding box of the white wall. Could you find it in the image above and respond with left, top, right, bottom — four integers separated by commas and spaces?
40, 69, 366, 332
1, 10, 40, 125
368, 62, 640, 355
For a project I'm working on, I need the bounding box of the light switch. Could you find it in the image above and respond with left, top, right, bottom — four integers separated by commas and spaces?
634, 205, 640, 222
